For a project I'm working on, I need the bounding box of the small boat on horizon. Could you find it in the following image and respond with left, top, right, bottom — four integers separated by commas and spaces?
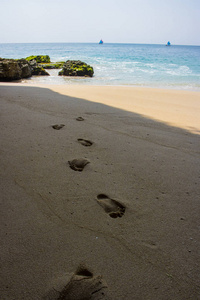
166, 41, 171, 46
99, 39, 103, 44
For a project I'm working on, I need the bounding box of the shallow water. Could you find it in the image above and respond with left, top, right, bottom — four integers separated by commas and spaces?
0, 43, 200, 90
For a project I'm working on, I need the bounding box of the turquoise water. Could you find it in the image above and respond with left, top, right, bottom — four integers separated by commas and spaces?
0, 43, 200, 90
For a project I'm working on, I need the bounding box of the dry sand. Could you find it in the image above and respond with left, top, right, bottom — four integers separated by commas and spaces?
0, 83, 200, 299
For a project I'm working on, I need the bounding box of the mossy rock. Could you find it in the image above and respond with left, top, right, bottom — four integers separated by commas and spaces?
59, 60, 94, 77
26, 55, 50, 63
39, 62, 65, 69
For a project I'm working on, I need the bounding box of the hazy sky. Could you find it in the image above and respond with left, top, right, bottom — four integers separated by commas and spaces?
0, 0, 199, 45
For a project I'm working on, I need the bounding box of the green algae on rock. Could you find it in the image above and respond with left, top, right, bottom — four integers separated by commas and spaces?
59, 60, 94, 77
26, 55, 50, 63
39, 62, 65, 69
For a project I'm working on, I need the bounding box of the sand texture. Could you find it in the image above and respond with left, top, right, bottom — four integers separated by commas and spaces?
0, 84, 200, 299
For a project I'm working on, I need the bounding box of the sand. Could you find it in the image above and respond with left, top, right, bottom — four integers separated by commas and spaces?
0, 83, 200, 299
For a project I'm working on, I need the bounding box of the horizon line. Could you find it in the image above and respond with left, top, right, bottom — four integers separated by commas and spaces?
0, 41, 200, 47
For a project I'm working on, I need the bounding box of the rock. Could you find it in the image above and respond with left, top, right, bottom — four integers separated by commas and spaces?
0, 57, 49, 81
0, 58, 31, 81
0, 59, 21, 81
32, 66, 50, 76
24, 59, 49, 76
26, 55, 50, 63
29, 59, 37, 69
17, 59, 32, 78
59, 60, 94, 77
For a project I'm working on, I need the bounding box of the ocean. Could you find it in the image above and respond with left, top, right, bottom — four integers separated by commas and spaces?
0, 43, 200, 90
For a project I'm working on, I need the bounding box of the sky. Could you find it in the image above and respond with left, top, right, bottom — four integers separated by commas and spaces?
0, 0, 200, 45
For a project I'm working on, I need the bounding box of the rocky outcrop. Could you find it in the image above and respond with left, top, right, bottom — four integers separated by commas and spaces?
0, 57, 93, 81
0, 58, 49, 81
59, 60, 94, 77
0, 58, 32, 81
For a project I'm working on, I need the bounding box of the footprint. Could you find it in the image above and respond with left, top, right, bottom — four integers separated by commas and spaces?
44, 265, 108, 300
57, 265, 108, 300
68, 158, 90, 172
97, 194, 125, 218
52, 124, 65, 130
78, 139, 93, 147
76, 117, 84, 121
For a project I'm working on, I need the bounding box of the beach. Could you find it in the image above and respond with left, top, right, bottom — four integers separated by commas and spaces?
0, 83, 200, 299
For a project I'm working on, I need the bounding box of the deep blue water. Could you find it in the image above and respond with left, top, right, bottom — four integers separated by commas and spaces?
0, 43, 200, 90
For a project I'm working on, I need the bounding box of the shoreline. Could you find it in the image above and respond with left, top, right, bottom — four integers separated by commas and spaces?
21, 73, 200, 93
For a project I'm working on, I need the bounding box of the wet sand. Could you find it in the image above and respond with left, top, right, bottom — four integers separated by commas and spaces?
0, 83, 200, 299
